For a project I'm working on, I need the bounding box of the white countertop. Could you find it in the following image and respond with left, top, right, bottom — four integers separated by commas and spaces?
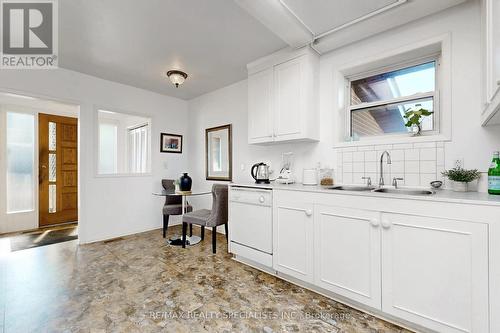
229, 182, 500, 207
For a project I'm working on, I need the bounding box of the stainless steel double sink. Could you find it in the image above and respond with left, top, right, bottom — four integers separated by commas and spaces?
327, 185, 434, 196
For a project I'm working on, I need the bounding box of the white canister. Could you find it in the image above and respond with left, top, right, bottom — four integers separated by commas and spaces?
302, 169, 318, 185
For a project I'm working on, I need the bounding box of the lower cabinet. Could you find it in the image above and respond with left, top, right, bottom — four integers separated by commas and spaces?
381, 213, 489, 333
271, 191, 491, 332
273, 199, 314, 283
314, 205, 382, 309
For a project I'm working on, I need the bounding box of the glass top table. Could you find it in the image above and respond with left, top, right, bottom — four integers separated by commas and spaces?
153, 190, 211, 246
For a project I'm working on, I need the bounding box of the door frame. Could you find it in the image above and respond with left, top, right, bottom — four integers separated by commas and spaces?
0, 89, 80, 235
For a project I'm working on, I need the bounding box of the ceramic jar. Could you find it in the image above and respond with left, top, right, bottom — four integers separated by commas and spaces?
179, 173, 192, 191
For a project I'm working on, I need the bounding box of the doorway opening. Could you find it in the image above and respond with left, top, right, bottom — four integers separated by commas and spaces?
0, 91, 80, 250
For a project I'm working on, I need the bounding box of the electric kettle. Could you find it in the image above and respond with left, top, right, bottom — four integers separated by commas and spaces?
251, 162, 270, 184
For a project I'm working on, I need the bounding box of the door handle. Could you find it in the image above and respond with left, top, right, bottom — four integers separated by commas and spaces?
259, 196, 265, 203
370, 218, 380, 227
305, 209, 313, 217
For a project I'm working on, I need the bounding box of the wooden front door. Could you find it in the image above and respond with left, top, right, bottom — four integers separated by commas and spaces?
39, 114, 78, 226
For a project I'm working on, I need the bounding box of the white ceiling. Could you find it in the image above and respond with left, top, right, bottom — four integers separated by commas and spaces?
281, 0, 398, 35
237, 0, 468, 52
58, 0, 287, 100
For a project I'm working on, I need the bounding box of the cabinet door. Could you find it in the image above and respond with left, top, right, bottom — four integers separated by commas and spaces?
248, 68, 274, 143
273, 200, 314, 283
485, 0, 500, 102
381, 213, 489, 333
314, 205, 381, 309
273, 56, 304, 141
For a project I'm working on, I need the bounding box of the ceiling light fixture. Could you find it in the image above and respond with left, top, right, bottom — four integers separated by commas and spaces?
166, 70, 188, 88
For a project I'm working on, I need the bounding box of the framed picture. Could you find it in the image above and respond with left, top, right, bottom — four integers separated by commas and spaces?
206, 124, 232, 181
160, 133, 183, 153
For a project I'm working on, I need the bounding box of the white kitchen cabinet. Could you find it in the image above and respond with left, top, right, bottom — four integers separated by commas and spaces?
248, 68, 274, 143
381, 213, 489, 333
247, 47, 319, 144
482, 0, 500, 125
314, 205, 382, 309
273, 197, 314, 283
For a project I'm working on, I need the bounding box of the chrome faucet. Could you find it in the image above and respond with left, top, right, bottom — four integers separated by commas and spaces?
379, 151, 392, 187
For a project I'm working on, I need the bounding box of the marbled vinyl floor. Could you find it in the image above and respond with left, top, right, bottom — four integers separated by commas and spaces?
0, 225, 413, 333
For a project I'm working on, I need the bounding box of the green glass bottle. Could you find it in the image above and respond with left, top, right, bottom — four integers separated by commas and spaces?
488, 151, 500, 195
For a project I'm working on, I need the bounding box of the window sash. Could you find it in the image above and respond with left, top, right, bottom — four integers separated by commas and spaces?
346, 56, 440, 139
128, 124, 149, 173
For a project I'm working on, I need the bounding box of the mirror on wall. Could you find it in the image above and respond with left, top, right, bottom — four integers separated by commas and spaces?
205, 124, 232, 181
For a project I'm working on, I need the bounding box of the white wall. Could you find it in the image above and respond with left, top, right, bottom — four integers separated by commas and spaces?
187, 0, 500, 194
0, 68, 189, 242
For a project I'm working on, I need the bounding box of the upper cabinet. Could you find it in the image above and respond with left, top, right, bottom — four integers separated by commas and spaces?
482, 0, 500, 126
247, 47, 319, 144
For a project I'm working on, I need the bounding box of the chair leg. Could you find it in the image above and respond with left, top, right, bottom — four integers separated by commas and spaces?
201, 226, 205, 240
212, 226, 217, 254
189, 223, 193, 237
163, 215, 169, 238
224, 223, 228, 241
182, 222, 187, 248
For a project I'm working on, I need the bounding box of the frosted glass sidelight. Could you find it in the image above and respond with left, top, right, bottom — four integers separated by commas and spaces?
49, 184, 56, 213
6, 112, 35, 213
49, 153, 56, 182
48, 121, 56, 151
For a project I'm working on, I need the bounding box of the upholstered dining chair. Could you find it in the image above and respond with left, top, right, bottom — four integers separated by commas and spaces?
162, 179, 193, 238
181, 184, 228, 253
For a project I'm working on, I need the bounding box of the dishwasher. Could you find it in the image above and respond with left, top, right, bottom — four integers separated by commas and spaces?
228, 186, 273, 268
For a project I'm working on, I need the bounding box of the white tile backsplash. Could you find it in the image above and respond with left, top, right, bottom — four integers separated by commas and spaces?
420, 148, 436, 161
405, 149, 420, 161
405, 160, 420, 173
364, 151, 377, 162
420, 160, 437, 173
338, 142, 445, 187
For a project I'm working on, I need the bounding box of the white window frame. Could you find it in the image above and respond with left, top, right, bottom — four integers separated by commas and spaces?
333, 33, 452, 148
95, 107, 152, 177
346, 54, 441, 141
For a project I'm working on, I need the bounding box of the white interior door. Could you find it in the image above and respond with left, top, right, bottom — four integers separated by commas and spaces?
314, 205, 381, 309
381, 213, 489, 333
273, 200, 314, 283
248, 68, 274, 143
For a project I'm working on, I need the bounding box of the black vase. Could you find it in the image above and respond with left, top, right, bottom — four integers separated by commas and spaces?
179, 173, 192, 191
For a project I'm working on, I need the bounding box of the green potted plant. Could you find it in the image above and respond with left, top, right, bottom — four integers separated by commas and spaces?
442, 167, 481, 192
404, 105, 433, 136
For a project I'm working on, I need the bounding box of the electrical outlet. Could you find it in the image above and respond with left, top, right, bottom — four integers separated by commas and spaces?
454, 158, 464, 168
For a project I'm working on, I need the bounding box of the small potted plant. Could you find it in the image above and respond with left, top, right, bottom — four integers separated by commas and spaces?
404, 105, 433, 136
442, 167, 481, 192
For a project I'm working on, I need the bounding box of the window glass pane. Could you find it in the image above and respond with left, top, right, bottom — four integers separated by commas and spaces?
98, 123, 117, 174
48, 121, 56, 151
6, 112, 34, 213
351, 98, 433, 138
351, 62, 435, 105
98, 110, 150, 175
49, 184, 56, 213
128, 125, 149, 173
49, 153, 56, 182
